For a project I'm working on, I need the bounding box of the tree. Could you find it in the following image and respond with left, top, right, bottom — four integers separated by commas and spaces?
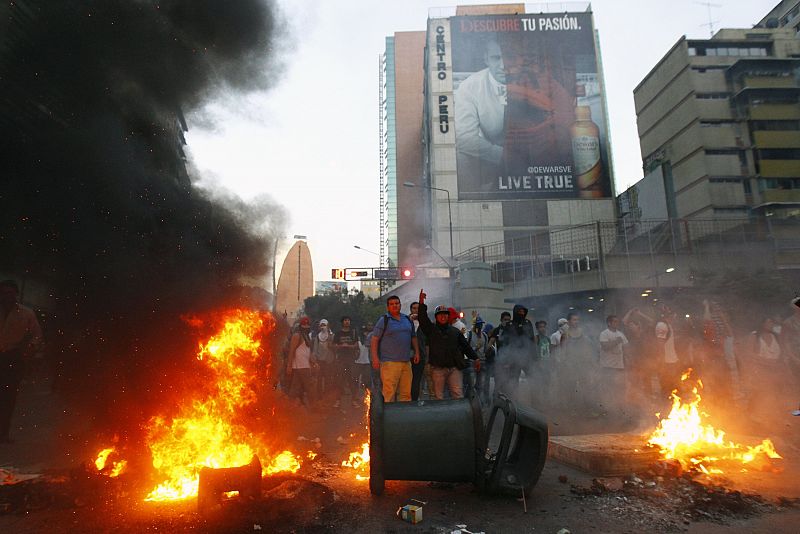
302, 290, 385, 329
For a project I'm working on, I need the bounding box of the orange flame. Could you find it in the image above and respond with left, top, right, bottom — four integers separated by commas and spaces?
647, 369, 782, 474
94, 447, 127, 477
140, 309, 300, 501
342, 390, 370, 481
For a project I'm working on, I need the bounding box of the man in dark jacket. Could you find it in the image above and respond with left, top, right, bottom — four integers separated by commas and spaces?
417, 289, 479, 400
495, 304, 536, 397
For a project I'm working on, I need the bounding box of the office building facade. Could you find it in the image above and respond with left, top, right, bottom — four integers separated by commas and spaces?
379, 32, 428, 271
633, 25, 800, 220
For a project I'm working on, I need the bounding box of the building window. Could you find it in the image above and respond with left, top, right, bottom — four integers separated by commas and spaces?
709, 177, 743, 183
759, 178, 800, 190
705, 149, 741, 155
750, 120, 800, 131
697, 45, 769, 57
696, 92, 730, 99
700, 120, 737, 127
691, 65, 727, 72
758, 148, 800, 160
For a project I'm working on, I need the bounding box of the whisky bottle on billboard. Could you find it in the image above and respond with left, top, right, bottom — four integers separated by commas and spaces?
570, 105, 603, 198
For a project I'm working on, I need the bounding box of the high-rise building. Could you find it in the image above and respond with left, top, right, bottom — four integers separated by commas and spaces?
421, 4, 616, 260
633, 25, 800, 220
380, 4, 616, 273
379, 31, 427, 271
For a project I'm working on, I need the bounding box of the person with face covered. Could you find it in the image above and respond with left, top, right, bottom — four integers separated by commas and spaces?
494, 304, 536, 399
312, 318, 335, 399
286, 316, 316, 408
416, 289, 479, 400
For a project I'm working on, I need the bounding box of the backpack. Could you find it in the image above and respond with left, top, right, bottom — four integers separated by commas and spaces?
377, 313, 414, 358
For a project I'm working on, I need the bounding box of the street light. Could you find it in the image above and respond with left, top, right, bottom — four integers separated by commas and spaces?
403, 181, 453, 259
353, 245, 379, 256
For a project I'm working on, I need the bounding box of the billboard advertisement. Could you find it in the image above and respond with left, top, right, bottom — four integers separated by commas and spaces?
449, 13, 612, 200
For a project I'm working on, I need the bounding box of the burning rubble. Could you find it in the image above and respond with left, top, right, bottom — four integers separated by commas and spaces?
91, 309, 308, 504
646, 369, 782, 476
341, 390, 371, 482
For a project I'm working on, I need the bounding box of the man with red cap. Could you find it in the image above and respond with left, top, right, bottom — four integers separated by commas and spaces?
417, 289, 479, 400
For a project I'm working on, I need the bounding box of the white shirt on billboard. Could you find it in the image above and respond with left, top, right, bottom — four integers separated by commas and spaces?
455, 68, 506, 165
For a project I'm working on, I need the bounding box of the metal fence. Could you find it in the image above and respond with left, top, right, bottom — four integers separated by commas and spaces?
455, 217, 800, 288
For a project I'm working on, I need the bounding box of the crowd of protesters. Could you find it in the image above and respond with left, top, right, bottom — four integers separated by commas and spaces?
276, 291, 800, 429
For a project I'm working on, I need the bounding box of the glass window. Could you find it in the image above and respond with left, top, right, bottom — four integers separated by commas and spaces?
706, 48, 717, 56
688, 47, 697, 56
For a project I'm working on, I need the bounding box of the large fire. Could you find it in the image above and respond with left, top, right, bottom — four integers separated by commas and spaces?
95, 309, 304, 500
647, 369, 782, 475
342, 390, 370, 481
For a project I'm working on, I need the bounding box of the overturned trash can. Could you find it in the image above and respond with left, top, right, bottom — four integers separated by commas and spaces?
369, 392, 547, 496
480, 394, 549, 496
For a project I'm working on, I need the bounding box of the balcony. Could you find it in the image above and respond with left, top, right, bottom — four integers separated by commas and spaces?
759, 160, 800, 177
752, 130, 800, 148
742, 76, 797, 90
760, 189, 800, 204
749, 104, 800, 120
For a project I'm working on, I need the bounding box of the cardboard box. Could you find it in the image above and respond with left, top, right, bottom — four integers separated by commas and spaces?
399, 504, 423, 524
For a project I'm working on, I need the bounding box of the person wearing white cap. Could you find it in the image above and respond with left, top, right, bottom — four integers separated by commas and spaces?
313, 319, 335, 399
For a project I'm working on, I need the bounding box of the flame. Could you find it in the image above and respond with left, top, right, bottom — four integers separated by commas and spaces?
342, 390, 370, 481
647, 369, 782, 474
94, 447, 127, 477
265, 450, 301, 475
139, 309, 300, 502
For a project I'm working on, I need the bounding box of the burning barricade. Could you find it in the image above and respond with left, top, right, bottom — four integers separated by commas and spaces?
646, 369, 782, 476
88, 309, 310, 511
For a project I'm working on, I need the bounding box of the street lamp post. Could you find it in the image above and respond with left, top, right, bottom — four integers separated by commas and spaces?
403, 182, 453, 259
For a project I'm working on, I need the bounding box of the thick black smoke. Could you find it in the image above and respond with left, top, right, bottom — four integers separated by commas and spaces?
0, 1, 286, 427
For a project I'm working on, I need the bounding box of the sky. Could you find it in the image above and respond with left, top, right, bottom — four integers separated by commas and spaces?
185, 0, 772, 287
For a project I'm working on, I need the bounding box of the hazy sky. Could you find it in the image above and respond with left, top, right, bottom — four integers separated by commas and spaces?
186, 0, 771, 285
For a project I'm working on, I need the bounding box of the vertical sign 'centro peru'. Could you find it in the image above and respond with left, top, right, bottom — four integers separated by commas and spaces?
426, 18, 456, 259
445, 12, 611, 201
429, 19, 454, 143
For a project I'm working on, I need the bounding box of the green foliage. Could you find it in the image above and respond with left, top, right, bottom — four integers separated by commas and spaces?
302, 290, 386, 329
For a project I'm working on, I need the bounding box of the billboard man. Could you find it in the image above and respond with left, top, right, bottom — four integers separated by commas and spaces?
454, 37, 507, 174
451, 13, 609, 201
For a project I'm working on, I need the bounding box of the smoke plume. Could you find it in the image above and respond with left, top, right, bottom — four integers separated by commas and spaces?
0, 1, 286, 426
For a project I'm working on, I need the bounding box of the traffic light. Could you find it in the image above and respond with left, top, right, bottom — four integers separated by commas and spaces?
332, 268, 345, 280
401, 267, 414, 279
